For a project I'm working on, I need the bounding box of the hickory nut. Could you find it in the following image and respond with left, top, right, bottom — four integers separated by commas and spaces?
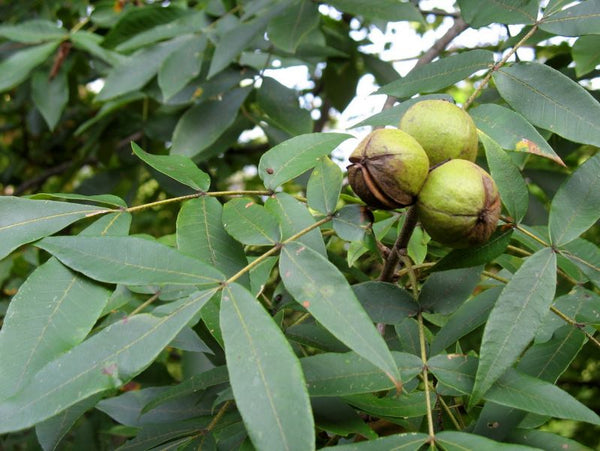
348, 129, 430, 210
399, 99, 478, 166
416, 159, 501, 248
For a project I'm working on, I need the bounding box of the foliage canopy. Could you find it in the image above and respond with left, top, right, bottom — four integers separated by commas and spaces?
0, 0, 599, 449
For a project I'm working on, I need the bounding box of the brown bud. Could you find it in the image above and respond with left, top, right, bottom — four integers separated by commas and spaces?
347, 129, 430, 210
416, 159, 501, 248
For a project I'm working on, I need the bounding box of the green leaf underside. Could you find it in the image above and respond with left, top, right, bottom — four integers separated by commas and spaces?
220, 283, 314, 451
306, 156, 343, 215
0, 258, 110, 401
432, 230, 513, 272
549, 152, 600, 246
435, 430, 541, 450
303, 351, 422, 397
37, 236, 224, 286
0, 289, 216, 434
471, 248, 557, 406
0, 41, 59, 92
378, 50, 494, 98
540, 0, 600, 36
259, 133, 353, 190
0, 197, 109, 260
265, 193, 327, 256
170, 87, 251, 158
280, 242, 401, 384
323, 433, 428, 450
480, 132, 529, 223
267, 0, 320, 52
458, 0, 538, 28
419, 266, 483, 315
176, 197, 248, 282
131, 142, 210, 192
222, 197, 281, 246
470, 104, 564, 166
493, 62, 600, 147
430, 354, 600, 425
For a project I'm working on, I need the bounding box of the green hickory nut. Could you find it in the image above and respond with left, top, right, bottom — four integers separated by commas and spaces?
416, 159, 501, 248
347, 128, 430, 210
399, 99, 478, 166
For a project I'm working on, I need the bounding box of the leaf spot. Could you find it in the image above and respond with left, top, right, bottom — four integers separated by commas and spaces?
302, 301, 310, 308
296, 246, 306, 255
266, 168, 274, 175
102, 363, 118, 376
245, 201, 255, 208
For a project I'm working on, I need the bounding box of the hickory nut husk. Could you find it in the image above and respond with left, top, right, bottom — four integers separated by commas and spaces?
348, 129, 430, 210
416, 159, 501, 248
399, 99, 478, 166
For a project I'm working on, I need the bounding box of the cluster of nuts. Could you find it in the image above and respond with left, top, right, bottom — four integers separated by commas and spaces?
348, 99, 501, 249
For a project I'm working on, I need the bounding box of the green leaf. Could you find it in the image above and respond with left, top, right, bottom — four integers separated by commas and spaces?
457, 0, 539, 28
0, 197, 108, 260
158, 34, 206, 100
267, 0, 320, 52
430, 287, 502, 356
433, 230, 513, 272
280, 242, 401, 385
27, 192, 127, 207
0, 41, 59, 92
343, 392, 431, 418
508, 429, 593, 451
419, 266, 483, 315
378, 50, 494, 98
306, 157, 343, 214
0, 258, 109, 401
0, 19, 67, 43
258, 133, 353, 190
333, 205, 372, 242
436, 431, 539, 450
549, 153, 600, 246
352, 281, 419, 324
302, 351, 422, 397
473, 325, 586, 439
265, 192, 327, 256
97, 37, 188, 101
490, 368, 600, 425
170, 87, 250, 158
101, 5, 187, 49
471, 248, 557, 407
480, 132, 529, 223
352, 94, 454, 128
80, 211, 132, 237
431, 353, 600, 425
37, 236, 224, 286
572, 35, 600, 77
35, 394, 103, 451
257, 77, 313, 136
220, 283, 314, 451
222, 197, 280, 246
70, 31, 125, 66
325, 0, 423, 22
312, 397, 377, 440
0, 289, 216, 433
115, 11, 208, 52
177, 197, 248, 283
470, 104, 564, 167
323, 433, 428, 450
131, 143, 210, 192
493, 62, 600, 147
31, 67, 68, 131
208, 14, 273, 79
563, 238, 600, 288
540, 0, 600, 36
